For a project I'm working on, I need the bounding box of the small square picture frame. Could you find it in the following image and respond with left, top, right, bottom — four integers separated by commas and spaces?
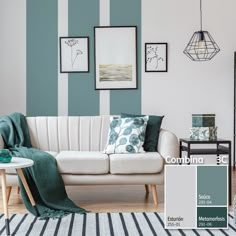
145, 43, 168, 72
60, 37, 89, 73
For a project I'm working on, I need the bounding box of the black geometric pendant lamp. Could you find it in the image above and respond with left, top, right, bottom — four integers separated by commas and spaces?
183, 0, 220, 61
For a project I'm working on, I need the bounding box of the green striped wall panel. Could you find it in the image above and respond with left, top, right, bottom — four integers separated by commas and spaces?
27, 0, 58, 116
110, 0, 142, 115
68, 0, 100, 116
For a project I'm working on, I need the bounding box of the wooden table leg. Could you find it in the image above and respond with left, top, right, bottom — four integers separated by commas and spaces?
145, 184, 149, 193
17, 168, 39, 216
6, 187, 12, 204
151, 184, 158, 206
17, 186, 20, 194
0, 169, 10, 235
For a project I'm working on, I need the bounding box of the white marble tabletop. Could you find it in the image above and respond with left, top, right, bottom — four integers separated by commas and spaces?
0, 157, 33, 170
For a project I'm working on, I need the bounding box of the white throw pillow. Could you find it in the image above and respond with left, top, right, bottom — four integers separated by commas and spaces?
104, 116, 149, 154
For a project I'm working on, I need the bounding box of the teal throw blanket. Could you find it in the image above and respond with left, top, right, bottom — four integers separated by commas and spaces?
0, 113, 87, 219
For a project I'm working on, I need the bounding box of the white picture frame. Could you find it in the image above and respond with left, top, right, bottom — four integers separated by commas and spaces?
94, 26, 137, 90
60, 37, 89, 73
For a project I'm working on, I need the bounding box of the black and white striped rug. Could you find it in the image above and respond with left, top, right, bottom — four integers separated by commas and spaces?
0, 212, 236, 236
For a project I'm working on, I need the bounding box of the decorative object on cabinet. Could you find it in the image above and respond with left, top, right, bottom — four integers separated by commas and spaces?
190, 114, 217, 141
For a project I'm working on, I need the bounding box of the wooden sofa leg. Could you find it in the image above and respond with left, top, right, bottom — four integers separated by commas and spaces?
6, 186, 12, 204
17, 186, 20, 194
151, 185, 158, 205
145, 185, 149, 193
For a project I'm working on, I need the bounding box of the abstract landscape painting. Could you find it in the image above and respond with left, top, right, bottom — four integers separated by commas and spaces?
94, 26, 137, 89
99, 64, 132, 82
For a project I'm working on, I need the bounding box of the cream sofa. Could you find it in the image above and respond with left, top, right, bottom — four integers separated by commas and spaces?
0, 116, 179, 205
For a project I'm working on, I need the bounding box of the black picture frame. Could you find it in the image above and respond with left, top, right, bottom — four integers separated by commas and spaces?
94, 26, 138, 90
60, 36, 89, 73
145, 43, 168, 72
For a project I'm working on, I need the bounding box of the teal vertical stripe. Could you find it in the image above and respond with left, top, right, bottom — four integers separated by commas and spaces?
27, 0, 58, 116
68, 0, 99, 116
110, 0, 141, 115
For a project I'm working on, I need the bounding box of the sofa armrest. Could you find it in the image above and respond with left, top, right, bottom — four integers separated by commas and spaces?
0, 134, 4, 149
157, 129, 179, 163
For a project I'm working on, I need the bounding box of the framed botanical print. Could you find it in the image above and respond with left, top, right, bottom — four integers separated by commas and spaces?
60, 37, 89, 73
94, 26, 137, 90
145, 43, 168, 72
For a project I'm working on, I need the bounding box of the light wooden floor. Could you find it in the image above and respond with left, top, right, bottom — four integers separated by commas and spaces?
0, 169, 235, 214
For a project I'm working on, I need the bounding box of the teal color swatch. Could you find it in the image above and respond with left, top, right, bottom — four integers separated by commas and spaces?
27, 0, 58, 116
110, 0, 141, 115
197, 166, 227, 206
68, 0, 99, 116
197, 207, 227, 228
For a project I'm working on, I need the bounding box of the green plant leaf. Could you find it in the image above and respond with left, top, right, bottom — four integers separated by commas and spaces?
123, 127, 132, 135
129, 134, 139, 146
126, 145, 135, 153
119, 137, 127, 145
109, 131, 118, 145
138, 131, 145, 142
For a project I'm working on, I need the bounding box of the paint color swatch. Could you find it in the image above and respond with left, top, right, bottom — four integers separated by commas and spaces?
197, 166, 227, 206
165, 165, 228, 229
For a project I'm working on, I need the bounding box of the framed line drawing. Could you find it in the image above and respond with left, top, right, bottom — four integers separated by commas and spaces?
94, 26, 137, 90
145, 43, 168, 72
60, 37, 89, 73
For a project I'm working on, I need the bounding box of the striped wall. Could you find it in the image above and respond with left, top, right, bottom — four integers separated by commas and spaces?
26, 0, 141, 116
1, 0, 235, 152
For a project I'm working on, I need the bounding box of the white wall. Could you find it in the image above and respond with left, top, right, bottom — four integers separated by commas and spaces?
0, 0, 26, 115
142, 0, 236, 141
99, 0, 110, 115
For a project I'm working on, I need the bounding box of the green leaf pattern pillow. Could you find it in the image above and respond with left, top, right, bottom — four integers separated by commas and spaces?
104, 116, 149, 154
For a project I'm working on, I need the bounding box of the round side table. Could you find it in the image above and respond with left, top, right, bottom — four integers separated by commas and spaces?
0, 157, 38, 236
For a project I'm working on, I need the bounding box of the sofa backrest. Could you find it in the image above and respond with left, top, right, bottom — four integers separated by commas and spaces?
26, 116, 112, 152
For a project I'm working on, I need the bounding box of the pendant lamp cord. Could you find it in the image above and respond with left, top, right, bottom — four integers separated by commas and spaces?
200, 0, 203, 31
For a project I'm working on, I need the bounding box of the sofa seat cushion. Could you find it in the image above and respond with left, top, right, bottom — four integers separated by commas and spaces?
56, 151, 109, 174
109, 152, 164, 174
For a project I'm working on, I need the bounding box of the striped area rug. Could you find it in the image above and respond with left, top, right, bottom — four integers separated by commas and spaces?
0, 212, 235, 236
